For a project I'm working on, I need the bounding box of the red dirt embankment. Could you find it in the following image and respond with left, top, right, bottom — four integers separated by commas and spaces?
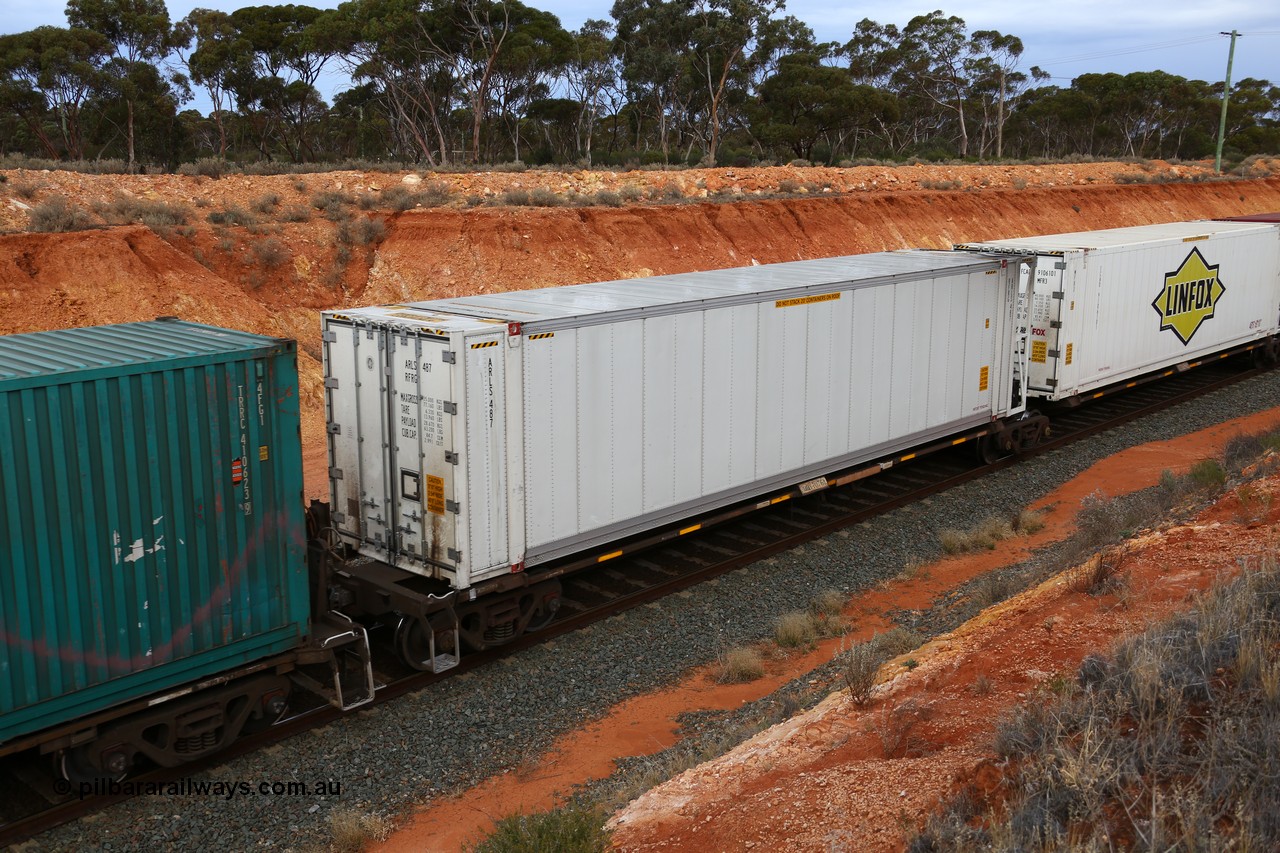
364, 180, 1280, 302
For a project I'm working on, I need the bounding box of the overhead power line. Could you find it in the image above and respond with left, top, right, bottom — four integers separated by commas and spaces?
1039, 34, 1222, 66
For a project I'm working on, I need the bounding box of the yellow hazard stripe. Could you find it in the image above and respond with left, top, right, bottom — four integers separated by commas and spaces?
470, 340, 499, 349
529, 332, 555, 340
951, 437, 968, 446
679, 524, 701, 535
900, 452, 916, 462
770, 494, 790, 504
597, 550, 623, 562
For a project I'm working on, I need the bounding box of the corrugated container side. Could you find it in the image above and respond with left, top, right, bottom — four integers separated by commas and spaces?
518, 266, 1016, 566
0, 322, 308, 745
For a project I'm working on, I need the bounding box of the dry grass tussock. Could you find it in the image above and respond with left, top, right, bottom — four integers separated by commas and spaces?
905, 428, 1280, 849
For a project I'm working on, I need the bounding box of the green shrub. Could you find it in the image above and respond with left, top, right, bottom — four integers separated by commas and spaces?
12, 179, 42, 200
93, 196, 190, 230
500, 188, 532, 206
337, 217, 387, 246
206, 206, 257, 226
250, 237, 290, 268
252, 193, 282, 214
278, 204, 312, 223
311, 190, 355, 220
467, 805, 611, 853
1223, 433, 1267, 472
972, 571, 1019, 606
529, 187, 561, 206
1187, 458, 1227, 489
28, 196, 93, 232
836, 637, 883, 705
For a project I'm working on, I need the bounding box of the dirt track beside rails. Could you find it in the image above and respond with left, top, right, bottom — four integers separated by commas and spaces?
3, 163, 1280, 496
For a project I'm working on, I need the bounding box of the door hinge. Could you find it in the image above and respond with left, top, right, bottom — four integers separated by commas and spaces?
447, 548, 462, 563
331, 512, 346, 524
444, 451, 459, 465
329, 467, 344, 480
446, 499, 460, 514
443, 401, 458, 415
327, 422, 342, 435
324, 376, 339, 389
1047, 349, 1060, 358
1045, 378, 1058, 387
1049, 320, 1062, 329
442, 351, 456, 364
1053, 261, 1066, 270
322, 329, 338, 342
1051, 291, 1065, 299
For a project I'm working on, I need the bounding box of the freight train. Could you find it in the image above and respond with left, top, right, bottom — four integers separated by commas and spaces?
3, 216, 1278, 783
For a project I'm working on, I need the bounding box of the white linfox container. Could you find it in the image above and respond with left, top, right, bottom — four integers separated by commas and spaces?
323, 250, 1026, 589
956, 220, 1280, 401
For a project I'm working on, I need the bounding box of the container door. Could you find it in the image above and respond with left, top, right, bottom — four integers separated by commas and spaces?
327, 320, 395, 554
1026, 255, 1066, 393
386, 332, 459, 571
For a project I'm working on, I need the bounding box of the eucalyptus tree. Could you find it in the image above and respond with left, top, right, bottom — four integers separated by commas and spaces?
687, 0, 783, 165
227, 4, 350, 161
611, 0, 697, 161
897, 10, 977, 157
563, 18, 617, 164
0, 26, 111, 160
443, 0, 518, 163
65, 0, 182, 169
339, 0, 461, 165
176, 8, 245, 158
749, 49, 896, 160
968, 29, 1029, 158
488, 2, 572, 161
1224, 78, 1280, 155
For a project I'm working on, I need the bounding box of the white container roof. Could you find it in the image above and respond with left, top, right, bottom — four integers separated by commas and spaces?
956, 219, 1276, 254
396, 249, 1008, 326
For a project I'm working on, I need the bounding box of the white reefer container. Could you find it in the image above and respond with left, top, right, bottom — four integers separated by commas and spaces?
956, 221, 1280, 401
323, 250, 1026, 589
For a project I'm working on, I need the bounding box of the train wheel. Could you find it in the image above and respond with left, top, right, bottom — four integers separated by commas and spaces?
523, 582, 563, 633
59, 744, 129, 786
979, 434, 1008, 465
240, 687, 291, 734
394, 615, 435, 671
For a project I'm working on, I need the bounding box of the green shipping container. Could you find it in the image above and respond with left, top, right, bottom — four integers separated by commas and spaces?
0, 319, 309, 746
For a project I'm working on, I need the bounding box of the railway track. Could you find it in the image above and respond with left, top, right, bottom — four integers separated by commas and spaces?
0, 356, 1261, 847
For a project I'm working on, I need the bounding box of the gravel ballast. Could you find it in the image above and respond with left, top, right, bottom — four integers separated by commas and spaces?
32, 371, 1280, 851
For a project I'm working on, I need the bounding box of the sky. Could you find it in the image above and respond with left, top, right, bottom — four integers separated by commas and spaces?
6, 0, 1280, 109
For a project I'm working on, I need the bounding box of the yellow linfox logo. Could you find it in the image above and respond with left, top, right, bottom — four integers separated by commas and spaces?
1153, 247, 1225, 345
